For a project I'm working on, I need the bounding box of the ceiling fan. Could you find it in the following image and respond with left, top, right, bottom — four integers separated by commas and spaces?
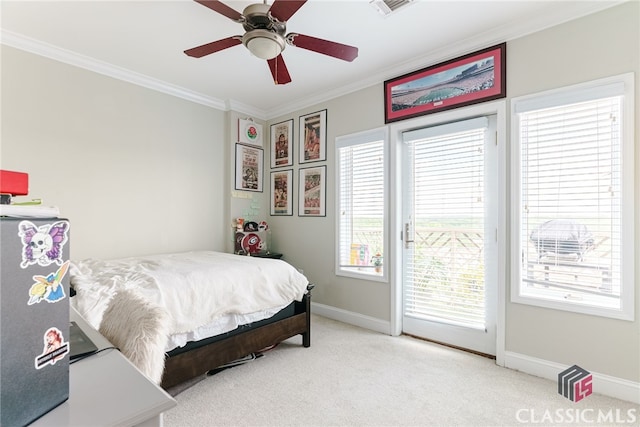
184, 0, 359, 85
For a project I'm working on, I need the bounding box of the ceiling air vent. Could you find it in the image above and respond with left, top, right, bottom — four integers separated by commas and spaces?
369, 0, 415, 17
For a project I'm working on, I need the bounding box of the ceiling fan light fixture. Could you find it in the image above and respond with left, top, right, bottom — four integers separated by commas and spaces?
247, 37, 281, 59
243, 29, 285, 60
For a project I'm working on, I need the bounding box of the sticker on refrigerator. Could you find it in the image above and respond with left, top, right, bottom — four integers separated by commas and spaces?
28, 261, 69, 305
18, 220, 69, 268
35, 327, 69, 369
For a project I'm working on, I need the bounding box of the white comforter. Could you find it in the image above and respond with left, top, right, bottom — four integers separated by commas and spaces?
70, 251, 308, 382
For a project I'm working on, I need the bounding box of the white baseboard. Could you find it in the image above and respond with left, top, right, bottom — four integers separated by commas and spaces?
311, 302, 392, 335
504, 351, 640, 404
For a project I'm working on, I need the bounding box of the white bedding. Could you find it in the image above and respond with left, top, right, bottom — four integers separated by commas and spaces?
70, 251, 309, 382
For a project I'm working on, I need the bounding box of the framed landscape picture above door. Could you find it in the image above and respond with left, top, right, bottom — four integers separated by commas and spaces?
384, 43, 506, 123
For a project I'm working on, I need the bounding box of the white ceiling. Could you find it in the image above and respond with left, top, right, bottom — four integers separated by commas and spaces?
1, 0, 624, 119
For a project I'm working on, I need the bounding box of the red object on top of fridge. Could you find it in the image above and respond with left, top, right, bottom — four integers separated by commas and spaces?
0, 170, 29, 196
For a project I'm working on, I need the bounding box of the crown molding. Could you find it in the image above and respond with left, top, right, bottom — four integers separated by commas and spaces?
225, 100, 267, 121
1, 29, 227, 111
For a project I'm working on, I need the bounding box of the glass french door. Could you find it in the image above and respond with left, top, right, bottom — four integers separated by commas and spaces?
401, 116, 498, 355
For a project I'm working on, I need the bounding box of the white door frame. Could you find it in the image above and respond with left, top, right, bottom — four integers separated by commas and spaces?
388, 100, 507, 366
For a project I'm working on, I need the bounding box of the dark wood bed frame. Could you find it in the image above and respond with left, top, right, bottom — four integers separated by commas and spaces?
160, 284, 313, 390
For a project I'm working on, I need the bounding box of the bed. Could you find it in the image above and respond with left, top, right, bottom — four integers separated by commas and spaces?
69, 251, 312, 389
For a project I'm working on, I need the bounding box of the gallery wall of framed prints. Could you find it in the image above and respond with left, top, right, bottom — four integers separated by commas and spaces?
268, 110, 328, 217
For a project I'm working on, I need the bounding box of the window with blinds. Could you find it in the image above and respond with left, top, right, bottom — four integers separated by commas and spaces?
336, 128, 388, 280
512, 74, 634, 320
403, 118, 489, 328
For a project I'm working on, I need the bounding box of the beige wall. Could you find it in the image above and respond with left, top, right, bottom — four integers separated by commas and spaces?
1, 46, 228, 259
267, 1, 639, 382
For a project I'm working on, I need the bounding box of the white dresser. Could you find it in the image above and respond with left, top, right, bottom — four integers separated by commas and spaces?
30, 308, 176, 427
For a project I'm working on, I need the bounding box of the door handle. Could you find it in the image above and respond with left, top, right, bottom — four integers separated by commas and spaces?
405, 222, 414, 249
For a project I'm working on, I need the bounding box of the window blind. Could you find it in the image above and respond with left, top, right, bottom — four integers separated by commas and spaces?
519, 96, 622, 305
338, 140, 385, 274
403, 120, 487, 328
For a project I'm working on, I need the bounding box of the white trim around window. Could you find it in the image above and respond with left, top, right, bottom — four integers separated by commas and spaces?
335, 127, 389, 282
510, 73, 635, 321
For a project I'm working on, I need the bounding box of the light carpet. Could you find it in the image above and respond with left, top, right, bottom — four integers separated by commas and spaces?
163, 315, 639, 426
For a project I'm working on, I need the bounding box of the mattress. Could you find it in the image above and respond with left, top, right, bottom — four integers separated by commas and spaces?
165, 301, 291, 351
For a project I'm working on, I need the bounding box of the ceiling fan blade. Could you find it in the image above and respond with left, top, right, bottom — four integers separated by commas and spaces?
287, 33, 358, 62
267, 55, 292, 85
184, 36, 242, 58
268, 0, 307, 22
194, 0, 243, 21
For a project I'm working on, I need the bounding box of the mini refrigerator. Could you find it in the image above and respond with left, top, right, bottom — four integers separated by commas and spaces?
0, 217, 70, 426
